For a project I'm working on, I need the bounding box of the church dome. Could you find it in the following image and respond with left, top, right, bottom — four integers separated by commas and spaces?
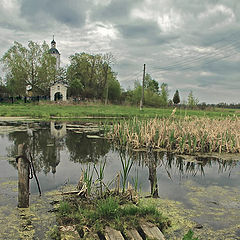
49, 47, 60, 54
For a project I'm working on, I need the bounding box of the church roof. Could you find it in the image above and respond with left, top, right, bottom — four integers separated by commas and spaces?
49, 47, 60, 54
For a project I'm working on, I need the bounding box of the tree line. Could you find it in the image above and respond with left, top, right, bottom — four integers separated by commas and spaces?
1, 40, 231, 108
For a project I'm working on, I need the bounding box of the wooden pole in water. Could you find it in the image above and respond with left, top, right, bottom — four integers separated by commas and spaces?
17, 144, 30, 208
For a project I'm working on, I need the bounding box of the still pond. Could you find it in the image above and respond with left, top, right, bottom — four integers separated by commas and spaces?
0, 121, 240, 239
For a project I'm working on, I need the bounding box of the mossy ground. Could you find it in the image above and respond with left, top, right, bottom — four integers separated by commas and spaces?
0, 178, 239, 239
0, 177, 58, 240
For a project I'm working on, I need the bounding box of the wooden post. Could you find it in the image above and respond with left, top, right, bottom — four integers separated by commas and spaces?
17, 144, 30, 208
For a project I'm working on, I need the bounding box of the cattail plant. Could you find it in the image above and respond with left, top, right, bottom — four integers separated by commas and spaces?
107, 117, 240, 154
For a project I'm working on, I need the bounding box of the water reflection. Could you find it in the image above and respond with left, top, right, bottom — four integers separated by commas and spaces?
6, 121, 111, 175
50, 122, 66, 139
65, 131, 110, 163
3, 121, 240, 194
7, 124, 64, 174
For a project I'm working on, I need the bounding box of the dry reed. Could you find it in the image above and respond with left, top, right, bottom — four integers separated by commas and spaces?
108, 117, 240, 154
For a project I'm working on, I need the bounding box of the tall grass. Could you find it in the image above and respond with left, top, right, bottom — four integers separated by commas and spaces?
120, 153, 133, 193
94, 159, 106, 197
108, 117, 240, 154
82, 165, 94, 195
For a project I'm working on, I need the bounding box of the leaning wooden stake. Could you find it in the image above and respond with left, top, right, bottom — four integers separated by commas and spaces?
17, 144, 30, 208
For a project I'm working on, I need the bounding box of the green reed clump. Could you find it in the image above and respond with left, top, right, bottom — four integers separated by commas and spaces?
108, 117, 240, 154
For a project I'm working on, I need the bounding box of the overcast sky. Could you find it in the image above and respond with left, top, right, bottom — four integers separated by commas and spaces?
1, 0, 240, 103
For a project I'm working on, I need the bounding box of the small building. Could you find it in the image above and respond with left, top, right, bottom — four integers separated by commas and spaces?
49, 36, 68, 101
50, 83, 67, 101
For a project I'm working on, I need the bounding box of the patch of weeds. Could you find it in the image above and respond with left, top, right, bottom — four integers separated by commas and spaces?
96, 196, 120, 219
56, 195, 169, 238
48, 225, 61, 240
182, 229, 199, 240
58, 201, 72, 216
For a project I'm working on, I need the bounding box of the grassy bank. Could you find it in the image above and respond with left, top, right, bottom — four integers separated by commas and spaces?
0, 102, 239, 119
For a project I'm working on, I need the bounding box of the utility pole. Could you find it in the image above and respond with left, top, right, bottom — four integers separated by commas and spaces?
104, 64, 109, 105
140, 64, 146, 110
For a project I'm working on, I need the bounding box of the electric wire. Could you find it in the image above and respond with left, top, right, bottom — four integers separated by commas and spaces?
151, 41, 240, 71
149, 34, 240, 71
149, 50, 239, 74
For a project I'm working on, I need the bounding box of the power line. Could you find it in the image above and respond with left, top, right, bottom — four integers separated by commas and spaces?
149, 50, 239, 74
150, 40, 240, 71
149, 32, 240, 71
123, 70, 143, 82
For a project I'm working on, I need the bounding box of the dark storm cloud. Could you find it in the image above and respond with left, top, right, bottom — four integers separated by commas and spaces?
20, 0, 89, 28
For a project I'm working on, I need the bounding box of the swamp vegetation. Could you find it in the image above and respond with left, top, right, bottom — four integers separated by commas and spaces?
108, 117, 240, 154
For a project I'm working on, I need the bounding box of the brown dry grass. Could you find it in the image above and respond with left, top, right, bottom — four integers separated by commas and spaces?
108, 117, 240, 154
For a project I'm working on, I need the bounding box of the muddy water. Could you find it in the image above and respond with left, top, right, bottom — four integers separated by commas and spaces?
0, 121, 240, 239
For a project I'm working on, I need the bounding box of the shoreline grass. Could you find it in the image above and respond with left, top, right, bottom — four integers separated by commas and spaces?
0, 102, 240, 119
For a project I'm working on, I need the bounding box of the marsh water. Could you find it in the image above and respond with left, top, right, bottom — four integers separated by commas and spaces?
0, 121, 240, 239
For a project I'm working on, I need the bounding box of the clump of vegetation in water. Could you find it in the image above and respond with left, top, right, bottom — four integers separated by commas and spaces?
53, 160, 169, 239
108, 117, 240, 154
55, 195, 169, 239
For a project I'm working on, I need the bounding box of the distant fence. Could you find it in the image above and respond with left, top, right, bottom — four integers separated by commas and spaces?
0, 96, 50, 103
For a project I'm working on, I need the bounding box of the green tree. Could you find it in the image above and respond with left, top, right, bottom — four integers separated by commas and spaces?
173, 90, 180, 104
108, 74, 121, 102
159, 83, 169, 106
1, 41, 57, 96
67, 52, 120, 101
144, 73, 159, 94
187, 91, 199, 107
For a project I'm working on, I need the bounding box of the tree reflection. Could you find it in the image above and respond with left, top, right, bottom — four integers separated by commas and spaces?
65, 131, 110, 163
7, 125, 63, 174
129, 150, 239, 196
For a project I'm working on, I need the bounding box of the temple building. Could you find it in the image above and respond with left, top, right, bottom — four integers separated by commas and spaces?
49, 36, 67, 101
49, 36, 60, 69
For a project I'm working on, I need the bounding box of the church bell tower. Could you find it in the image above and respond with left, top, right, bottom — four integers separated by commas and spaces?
49, 35, 60, 69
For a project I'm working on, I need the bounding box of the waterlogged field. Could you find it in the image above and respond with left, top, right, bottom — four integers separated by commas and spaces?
109, 117, 240, 154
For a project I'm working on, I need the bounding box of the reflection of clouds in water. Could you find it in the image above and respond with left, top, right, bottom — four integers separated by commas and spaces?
1, 122, 240, 200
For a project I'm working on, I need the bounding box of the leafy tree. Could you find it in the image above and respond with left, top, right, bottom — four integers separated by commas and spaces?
144, 73, 159, 94
187, 91, 199, 107
108, 74, 121, 102
159, 83, 169, 106
1, 41, 57, 96
66, 52, 120, 101
173, 90, 180, 104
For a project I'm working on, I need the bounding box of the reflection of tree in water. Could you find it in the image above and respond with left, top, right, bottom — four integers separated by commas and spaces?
65, 131, 110, 163
131, 151, 164, 198
130, 150, 239, 196
7, 127, 64, 174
